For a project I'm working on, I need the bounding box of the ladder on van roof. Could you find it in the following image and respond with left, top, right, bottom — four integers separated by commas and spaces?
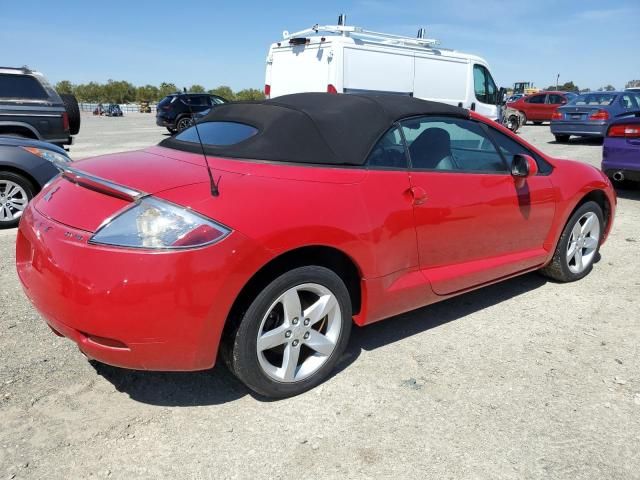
282, 24, 441, 49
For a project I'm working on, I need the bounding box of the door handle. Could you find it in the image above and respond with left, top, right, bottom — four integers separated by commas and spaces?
408, 186, 427, 205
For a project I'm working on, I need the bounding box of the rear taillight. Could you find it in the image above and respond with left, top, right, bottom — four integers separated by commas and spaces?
551, 111, 563, 120
327, 84, 338, 94
264, 84, 271, 98
62, 112, 69, 132
608, 124, 640, 138
589, 109, 610, 121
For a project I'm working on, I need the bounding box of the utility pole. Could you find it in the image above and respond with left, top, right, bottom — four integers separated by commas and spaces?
556, 74, 560, 90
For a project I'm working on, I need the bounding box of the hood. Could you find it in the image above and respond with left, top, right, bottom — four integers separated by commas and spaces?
0, 136, 69, 156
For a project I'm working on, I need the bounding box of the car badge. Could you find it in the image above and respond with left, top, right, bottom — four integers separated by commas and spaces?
43, 186, 60, 202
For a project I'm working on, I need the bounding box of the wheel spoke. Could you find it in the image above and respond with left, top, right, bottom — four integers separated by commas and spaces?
305, 330, 335, 356
574, 248, 584, 272
281, 343, 301, 381
567, 241, 577, 260
281, 289, 302, 322
584, 237, 598, 251
303, 294, 337, 326
9, 197, 27, 208
4, 184, 18, 198
257, 325, 289, 352
571, 221, 582, 240
581, 214, 595, 235
0, 205, 11, 220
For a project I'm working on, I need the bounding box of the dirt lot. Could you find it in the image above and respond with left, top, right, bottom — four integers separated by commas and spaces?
1, 114, 639, 479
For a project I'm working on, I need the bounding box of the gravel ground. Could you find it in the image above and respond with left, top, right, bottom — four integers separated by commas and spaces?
1, 114, 639, 480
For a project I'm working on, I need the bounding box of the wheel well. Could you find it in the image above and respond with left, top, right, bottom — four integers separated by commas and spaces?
575, 189, 611, 229
223, 246, 362, 340
0, 166, 40, 193
0, 125, 38, 139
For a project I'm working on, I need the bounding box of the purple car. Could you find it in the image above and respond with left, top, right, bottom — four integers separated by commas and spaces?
602, 116, 640, 183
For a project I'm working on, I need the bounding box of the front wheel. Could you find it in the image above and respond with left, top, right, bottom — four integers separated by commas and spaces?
223, 266, 352, 398
0, 172, 34, 229
539, 201, 604, 282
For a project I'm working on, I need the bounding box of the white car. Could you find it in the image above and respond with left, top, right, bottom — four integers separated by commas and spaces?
265, 20, 503, 120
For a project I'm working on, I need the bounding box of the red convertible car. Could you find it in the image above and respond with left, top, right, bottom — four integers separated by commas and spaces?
16, 93, 615, 398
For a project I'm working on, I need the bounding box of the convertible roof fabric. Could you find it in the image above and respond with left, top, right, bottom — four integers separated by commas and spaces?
159, 93, 469, 165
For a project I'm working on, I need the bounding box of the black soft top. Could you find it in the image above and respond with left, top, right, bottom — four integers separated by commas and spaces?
159, 93, 469, 166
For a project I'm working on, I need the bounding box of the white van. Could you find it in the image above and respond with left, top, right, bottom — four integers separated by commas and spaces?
265, 22, 502, 119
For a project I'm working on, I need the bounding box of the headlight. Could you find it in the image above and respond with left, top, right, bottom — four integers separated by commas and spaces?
21, 146, 71, 164
89, 197, 230, 250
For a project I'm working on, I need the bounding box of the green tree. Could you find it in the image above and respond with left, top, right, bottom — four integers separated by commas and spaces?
547, 81, 579, 92
136, 84, 160, 102
74, 81, 103, 102
234, 88, 265, 101
158, 82, 178, 99
209, 85, 235, 101
189, 84, 205, 93
55, 80, 74, 95
597, 84, 616, 92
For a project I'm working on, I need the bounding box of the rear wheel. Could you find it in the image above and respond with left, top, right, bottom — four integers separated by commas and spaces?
223, 266, 352, 398
0, 172, 34, 229
540, 201, 603, 282
554, 135, 570, 143
176, 116, 193, 132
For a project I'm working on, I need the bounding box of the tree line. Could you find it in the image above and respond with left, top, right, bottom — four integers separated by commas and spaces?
54, 80, 265, 103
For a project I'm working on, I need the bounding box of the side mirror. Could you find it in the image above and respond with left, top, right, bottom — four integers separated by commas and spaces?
497, 87, 507, 106
511, 154, 538, 178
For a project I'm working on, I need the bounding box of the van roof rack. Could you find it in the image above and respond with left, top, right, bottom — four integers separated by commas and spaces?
282, 24, 441, 49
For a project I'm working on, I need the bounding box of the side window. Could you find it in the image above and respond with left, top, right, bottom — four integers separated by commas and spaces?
473, 65, 497, 105
366, 126, 408, 169
0, 74, 48, 99
526, 95, 546, 104
548, 94, 565, 104
485, 127, 553, 174
620, 94, 635, 109
401, 117, 508, 173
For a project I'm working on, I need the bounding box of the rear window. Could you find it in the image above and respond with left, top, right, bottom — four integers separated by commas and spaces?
0, 74, 48, 99
570, 93, 615, 106
158, 96, 175, 107
175, 121, 258, 146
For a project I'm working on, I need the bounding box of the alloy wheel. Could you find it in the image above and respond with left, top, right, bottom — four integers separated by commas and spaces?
0, 180, 28, 223
566, 211, 600, 274
256, 283, 342, 383
177, 117, 193, 131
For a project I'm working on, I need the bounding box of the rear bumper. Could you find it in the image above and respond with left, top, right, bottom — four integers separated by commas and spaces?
603, 168, 640, 182
16, 204, 260, 371
550, 122, 607, 137
155, 115, 173, 128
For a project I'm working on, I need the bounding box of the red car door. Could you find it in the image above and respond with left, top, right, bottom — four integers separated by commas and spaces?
525, 94, 548, 120
544, 93, 567, 121
402, 116, 555, 295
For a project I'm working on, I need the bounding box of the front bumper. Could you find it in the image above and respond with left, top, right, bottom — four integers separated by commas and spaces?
16, 205, 256, 371
550, 121, 607, 138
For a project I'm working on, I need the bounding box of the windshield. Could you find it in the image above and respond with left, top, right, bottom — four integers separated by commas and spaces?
570, 93, 616, 106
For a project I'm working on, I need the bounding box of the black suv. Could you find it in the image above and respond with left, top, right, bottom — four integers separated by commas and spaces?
0, 67, 80, 146
156, 93, 227, 133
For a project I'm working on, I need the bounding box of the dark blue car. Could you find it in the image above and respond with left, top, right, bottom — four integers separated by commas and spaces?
602, 115, 640, 184
551, 91, 640, 142
0, 136, 70, 228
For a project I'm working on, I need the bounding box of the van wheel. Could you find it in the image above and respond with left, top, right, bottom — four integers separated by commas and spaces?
223, 266, 352, 398
540, 201, 603, 282
0, 172, 34, 229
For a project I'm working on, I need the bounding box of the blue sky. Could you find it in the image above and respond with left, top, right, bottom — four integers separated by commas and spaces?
2, 0, 638, 91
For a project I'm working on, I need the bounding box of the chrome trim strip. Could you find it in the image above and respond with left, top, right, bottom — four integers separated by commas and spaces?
52, 160, 146, 202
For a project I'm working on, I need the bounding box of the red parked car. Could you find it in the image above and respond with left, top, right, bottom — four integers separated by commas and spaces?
16, 94, 615, 398
508, 91, 578, 125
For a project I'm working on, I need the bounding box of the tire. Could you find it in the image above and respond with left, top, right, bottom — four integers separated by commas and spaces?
507, 115, 520, 133
520, 112, 527, 126
0, 171, 35, 229
223, 266, 352, 399
554, 135, 570, 143
59, 94, 81, 135
539, 201, 604, 282
533, 121, 543, 125
176, 116, 193, 132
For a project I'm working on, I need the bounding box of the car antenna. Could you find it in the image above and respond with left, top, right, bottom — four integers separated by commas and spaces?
182, 87, 220, 197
